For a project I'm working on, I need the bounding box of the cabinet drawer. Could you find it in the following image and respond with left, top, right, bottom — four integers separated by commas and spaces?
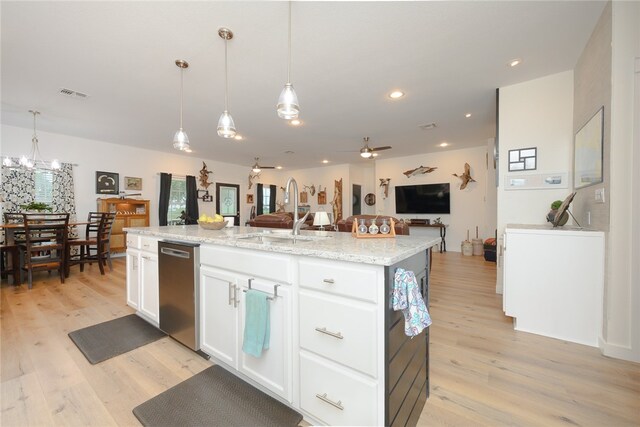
140, 236, 158, 253
200, 245, 290, 283
126, 234, 140, 249
299, 258, 378, 303
300, 352, 377, 426
299, 291, 377, 377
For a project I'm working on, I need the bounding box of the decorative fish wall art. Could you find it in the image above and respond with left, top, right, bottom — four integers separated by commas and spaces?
403, 165, 437, 177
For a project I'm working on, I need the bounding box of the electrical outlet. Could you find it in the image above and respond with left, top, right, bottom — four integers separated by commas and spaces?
594, 188, 605, 203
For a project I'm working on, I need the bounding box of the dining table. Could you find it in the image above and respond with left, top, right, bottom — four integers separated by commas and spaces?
0, 219, 98, 284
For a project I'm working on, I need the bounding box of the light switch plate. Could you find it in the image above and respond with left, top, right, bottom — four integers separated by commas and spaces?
595, 188, 605, 203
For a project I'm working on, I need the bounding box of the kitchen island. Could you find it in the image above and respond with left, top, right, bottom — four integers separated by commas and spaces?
125, 225, 439, 426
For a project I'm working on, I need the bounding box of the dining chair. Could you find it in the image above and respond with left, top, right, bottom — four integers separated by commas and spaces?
20, 213, 69, 289
2, 212, 26, 285
67, 212, 116, 275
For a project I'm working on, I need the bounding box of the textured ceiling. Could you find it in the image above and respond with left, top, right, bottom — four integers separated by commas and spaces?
1, 1, 605, 170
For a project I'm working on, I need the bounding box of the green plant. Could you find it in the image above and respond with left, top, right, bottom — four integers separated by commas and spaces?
550, 200, 562, 210
20, 202, 52, 212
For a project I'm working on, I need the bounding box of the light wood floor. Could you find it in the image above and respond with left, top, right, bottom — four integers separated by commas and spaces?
1, 253, 638, 426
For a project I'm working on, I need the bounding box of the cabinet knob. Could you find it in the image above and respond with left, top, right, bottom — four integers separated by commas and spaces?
322, 278, 335, 284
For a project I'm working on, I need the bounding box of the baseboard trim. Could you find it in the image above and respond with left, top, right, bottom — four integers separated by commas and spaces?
598, 337, 640, 362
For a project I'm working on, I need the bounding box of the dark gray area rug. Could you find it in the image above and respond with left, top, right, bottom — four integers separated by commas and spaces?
68, 314, 166, 364
133, 365, 303, 427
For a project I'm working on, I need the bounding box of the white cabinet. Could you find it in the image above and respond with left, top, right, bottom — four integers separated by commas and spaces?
200, 266, 239, 367
126, 249, 140, 309
139, 251, 159, 324
298, 258, 384, 426
503, 225, 604, 346
125, 236, 159, 326
199, 263, 292, 402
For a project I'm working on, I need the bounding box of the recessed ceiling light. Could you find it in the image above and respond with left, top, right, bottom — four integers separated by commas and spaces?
439, 142, 449, 147
234, 135, 243, 140
509, 59, 522, 67
322, 160, 329, 164
289, 119, 301, 126
389, 91, 405, 99
276, 166, 283, 170
465, 113, 472, 118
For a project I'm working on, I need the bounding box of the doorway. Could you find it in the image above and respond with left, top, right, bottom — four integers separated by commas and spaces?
352, 184, 362, 216
216, 183, 240, 226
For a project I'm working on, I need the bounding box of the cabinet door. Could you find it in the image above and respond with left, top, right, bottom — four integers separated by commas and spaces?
126, 249, 140, 309
200, 266, 239, 369
139, 252, 159, 325
238, 277, 292, 402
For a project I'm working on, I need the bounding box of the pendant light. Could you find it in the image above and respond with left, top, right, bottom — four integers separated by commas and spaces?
276, 1, 300, 120
8, 110, 60, 170
217, 28, 237, 139
173, 59, 190, 151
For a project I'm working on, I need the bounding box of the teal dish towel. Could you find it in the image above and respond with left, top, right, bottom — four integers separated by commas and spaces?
242, 289, 270, 358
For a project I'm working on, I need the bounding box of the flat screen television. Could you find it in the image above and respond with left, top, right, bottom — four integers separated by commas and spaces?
395, 183, 451, 214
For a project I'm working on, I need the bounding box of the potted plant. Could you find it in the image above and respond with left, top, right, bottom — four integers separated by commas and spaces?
20, 202, 53, 212
546, 200, 568, 225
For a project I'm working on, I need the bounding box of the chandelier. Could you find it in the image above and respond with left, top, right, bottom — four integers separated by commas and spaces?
2, 110, 61, 170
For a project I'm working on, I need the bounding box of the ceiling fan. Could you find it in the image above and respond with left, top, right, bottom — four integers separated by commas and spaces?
251, 157, 276, 173
359, 137, 392, 158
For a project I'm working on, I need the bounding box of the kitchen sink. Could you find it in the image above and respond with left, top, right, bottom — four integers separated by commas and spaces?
234, 232, 331, 245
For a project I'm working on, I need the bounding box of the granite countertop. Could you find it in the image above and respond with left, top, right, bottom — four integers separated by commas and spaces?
124, 225, 441, 266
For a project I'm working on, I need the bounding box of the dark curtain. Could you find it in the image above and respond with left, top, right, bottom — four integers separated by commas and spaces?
269, 185, 276, 213
256, 184, 264, 215
159, 172, 172, 226
185, 175, 199, 225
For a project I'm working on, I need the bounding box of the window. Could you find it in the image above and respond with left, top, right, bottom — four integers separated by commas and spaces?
262, 187, 271, 215
167, 177, 186, 225
34, 169, 53, 205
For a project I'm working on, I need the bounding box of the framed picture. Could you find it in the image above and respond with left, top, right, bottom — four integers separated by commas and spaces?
246, 194, 254, 204
364, 193, 376, 206
317, 190, 326, 205
124, 176, 142, 190
300, 191, 308, 204
96, 171, 119, 194
508, 147, 537, 172
574, 107, 604, 189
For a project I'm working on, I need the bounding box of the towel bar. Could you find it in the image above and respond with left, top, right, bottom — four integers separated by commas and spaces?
243, 278, 279, 300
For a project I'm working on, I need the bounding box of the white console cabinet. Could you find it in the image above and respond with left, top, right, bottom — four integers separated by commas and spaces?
503, 225, 605, 346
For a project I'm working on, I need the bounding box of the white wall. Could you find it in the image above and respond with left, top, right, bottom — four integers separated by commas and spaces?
496, 71, 575, 293
1, 125, 252, 225
375, 146, 491, 252
601, 0, 640, 362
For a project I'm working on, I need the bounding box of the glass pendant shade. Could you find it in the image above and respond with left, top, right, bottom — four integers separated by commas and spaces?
173, 128, 190, 151
217, 110, 237, 138
277, 83, 300, 119
50, 159, 61, 170
360, 150, 373, 159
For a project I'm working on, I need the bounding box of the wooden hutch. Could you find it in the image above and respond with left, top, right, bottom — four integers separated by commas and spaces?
97, 198, 150, 253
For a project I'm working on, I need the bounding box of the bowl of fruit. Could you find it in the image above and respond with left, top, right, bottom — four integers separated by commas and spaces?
198, 214, 228, 230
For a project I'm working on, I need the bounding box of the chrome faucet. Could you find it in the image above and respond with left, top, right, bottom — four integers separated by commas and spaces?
284, 176, 310, 236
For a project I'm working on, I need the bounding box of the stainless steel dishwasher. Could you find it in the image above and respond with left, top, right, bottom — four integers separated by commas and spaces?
158, 240, 201, 352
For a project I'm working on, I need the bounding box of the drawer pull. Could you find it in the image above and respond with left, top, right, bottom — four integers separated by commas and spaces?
315, 327, 343, 340
322, 278, 335, 284
315, 393, 344, 411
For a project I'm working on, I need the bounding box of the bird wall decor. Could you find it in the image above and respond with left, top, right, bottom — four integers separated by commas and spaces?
453, 163, 476, 190
403, 165, 437, 177
199, 162, 213, 189
248, 172, 260, 190
379, 178, 391, 198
